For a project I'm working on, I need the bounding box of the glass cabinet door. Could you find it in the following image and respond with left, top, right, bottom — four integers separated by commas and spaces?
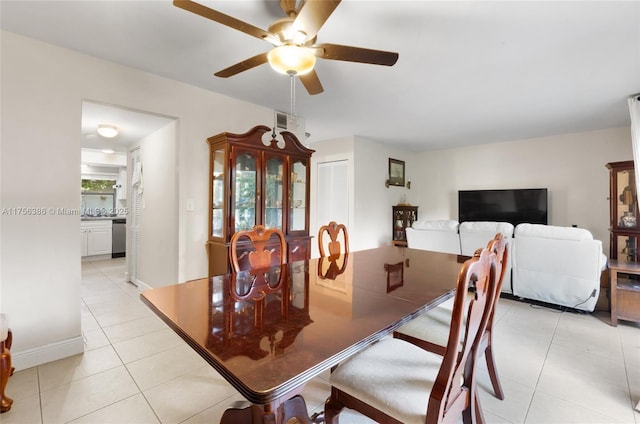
234, 151, 257, 232
617, 234, 638, 263
615, 168, 638, 230
211, 147, 225, 238
290, 160, 307, 232
264, 155, 284, 230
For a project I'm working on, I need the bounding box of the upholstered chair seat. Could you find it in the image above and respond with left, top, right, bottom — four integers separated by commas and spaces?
394, 296, 457, 353
329, 337, 444, 424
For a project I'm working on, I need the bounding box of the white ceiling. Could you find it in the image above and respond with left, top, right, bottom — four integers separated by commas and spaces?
81, 101, 175, 153
2, 1, 639, 151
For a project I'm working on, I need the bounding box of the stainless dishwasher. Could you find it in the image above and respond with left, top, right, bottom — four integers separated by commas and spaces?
112, 218, 126, 258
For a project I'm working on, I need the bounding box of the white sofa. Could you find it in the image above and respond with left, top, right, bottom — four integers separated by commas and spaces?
406, 219, 461, 255
512, 223, 606, 312
405, 220, 606, 312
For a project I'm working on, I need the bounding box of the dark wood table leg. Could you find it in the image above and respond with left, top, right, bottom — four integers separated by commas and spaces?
278, 395, 313, 424
220, 395, 316, 424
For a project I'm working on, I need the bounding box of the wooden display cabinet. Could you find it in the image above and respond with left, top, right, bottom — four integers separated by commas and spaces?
606, 161, 640, 262
207, 125, 314, 276
606, 160, 640, 325
392, 205, 418, 247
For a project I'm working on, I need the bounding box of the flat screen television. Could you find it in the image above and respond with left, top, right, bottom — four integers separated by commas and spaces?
458, 188, 548, 226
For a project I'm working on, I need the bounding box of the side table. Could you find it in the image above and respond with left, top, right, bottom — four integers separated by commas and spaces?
608, 259, 640, 326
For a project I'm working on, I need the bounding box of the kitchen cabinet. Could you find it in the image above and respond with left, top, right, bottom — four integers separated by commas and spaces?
207, 125, 314, 276
81, 220, 112, 257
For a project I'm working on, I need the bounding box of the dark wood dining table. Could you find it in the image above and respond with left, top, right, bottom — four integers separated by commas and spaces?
140, 246, 463, 423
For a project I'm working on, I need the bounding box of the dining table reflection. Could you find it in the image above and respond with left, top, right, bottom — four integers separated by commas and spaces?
206, 265, 313, 362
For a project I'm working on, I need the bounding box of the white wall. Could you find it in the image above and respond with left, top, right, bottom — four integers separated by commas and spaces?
133, 121, 179, 289
409, 126, 633, 255
0, 31, 273, 369
310, 136, 413, 252
353, 137, 412, 250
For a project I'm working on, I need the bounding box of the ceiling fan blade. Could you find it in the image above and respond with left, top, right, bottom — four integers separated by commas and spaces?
299, 70, 324, 95
174, 0, 276, 43
293, 0, 341, 41
214, 53, 269, 78
315, 43, 399, 66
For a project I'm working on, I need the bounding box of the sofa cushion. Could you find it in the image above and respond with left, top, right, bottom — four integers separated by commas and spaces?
406, 220, 461, 255
459, 221, 514, 255
515, 223, 593, 241
459, 221, 514, 236
412, 219, 459, 232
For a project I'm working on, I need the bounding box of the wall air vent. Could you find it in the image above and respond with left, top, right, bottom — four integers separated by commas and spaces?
274, 110, 309, 145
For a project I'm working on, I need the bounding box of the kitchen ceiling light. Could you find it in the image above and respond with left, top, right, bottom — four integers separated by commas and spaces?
97, 124, 119, 138
267, 45, 316, 76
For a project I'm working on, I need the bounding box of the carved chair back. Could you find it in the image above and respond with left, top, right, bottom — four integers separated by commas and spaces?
426, 247, 497, 423
230, 225, 287, 273
318, 221, 349, 258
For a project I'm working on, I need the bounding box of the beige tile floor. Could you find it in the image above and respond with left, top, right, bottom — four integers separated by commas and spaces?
2, 257, 639, 424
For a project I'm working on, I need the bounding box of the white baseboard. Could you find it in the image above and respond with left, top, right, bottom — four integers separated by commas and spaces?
12, 336, 84, 371
134, 278, 151, 292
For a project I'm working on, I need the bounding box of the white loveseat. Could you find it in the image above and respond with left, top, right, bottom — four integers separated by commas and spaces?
405, 220, 606, 312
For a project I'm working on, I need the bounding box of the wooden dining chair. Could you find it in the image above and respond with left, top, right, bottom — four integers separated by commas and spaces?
324, 247, 498, 424
318, 221, 349, 258
393, 233, 508, 400
229, 225, 287, 272
0, 314, 13, 413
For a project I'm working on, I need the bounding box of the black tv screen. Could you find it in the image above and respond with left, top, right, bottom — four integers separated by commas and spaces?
458, 188, 548, 226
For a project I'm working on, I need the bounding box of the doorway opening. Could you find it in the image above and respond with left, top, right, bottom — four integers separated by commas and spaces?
80, 100, 177, 288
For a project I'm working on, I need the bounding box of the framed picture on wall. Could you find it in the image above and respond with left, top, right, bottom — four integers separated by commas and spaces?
388, 158, 405, 187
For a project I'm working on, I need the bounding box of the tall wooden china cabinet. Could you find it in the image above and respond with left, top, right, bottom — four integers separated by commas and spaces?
606, 160, 640, 325
207, 125, 314, 276
607, 160, 640, 262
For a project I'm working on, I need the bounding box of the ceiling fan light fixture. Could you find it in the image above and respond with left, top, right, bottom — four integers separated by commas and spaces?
97, 124, 119, 138
267, 45, 316, 76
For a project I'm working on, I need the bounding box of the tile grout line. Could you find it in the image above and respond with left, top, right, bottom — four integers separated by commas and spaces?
520, 307, 563, 424
618, 325, 640, 417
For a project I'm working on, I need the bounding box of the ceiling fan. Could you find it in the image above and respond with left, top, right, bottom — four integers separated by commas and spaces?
173, 0, 399, 95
